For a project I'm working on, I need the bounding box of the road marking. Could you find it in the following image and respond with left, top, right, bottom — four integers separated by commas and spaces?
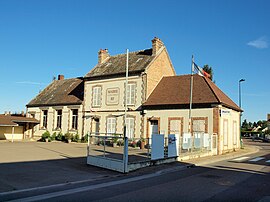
232, 157, 250, 161
249, 157, 265, 162
265, 160, 270, 163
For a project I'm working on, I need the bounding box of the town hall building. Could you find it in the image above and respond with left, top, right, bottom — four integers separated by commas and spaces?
26, 37, 242, 154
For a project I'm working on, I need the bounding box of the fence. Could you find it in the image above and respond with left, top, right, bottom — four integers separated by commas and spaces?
87, 132, 217, 172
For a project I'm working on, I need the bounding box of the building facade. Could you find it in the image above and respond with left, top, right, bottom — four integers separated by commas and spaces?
26, 37, 176, 138
26, 76, 84, 137
142, 75, 242, 154
83, 37, 175, 138
26, 37, 241, 154
0, 113, 39, 140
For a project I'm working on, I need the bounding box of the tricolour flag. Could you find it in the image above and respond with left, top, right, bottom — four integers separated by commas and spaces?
193, 62, 211, 79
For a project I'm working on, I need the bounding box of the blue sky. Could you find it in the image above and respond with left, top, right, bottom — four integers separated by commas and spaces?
0, 0, 269, 122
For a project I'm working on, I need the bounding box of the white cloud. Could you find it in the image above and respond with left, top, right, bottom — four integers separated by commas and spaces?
15, 81, 47, 85
247, 37, 268, 49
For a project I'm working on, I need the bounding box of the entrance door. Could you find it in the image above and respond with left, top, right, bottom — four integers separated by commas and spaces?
92, 118, 100, 135
150, 120, 159, 135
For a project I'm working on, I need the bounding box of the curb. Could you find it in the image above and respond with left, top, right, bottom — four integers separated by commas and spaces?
185, 145, 260, 166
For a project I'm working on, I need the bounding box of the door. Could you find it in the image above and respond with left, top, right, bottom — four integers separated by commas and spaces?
150, 120, 159, 135
92, 118, 100, 135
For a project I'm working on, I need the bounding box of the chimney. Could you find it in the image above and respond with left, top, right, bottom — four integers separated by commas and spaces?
152, 37, 164, 56
98, 49, 109, 64
58, 75, 64, 80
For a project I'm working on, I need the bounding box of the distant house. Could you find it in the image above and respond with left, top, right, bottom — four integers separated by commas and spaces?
26, 76, 84, 137
0, 113, 39, 141
142, 75, 242, 154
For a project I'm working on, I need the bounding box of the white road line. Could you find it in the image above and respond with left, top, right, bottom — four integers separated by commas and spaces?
249, 157, 265, 162
232, 157, 250, 161
265, 160, 270, 163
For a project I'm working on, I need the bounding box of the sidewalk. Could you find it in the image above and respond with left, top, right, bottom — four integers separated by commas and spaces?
0, 141, 260, 195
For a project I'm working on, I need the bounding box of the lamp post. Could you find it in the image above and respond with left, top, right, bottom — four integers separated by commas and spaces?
239, 79, 245, 148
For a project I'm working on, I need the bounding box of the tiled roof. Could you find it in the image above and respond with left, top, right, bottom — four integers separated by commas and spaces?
85, 49, 154, 78
27, 78, 84, 107
143, 74, 241, 111
0, 114, 39, 126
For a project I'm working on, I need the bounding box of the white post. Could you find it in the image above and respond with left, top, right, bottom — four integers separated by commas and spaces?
12, 126, 14, 143
125, 49, 129, 130
189, 55, 194, 133
123, 49, 129, 173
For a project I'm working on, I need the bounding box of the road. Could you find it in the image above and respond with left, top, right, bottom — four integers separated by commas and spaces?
1, 139, 269, 202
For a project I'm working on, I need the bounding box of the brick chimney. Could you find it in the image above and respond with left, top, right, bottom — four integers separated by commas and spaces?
98, 49, 109, 64
58, 75, 64, 80
152, 37, 164, 56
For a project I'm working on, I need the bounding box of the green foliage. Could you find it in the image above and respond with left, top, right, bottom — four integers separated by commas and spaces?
80, 135, 88, 143
112, 134, 118, 143
51, 132, 57, 141
64, 133, 73, 141
41, 131, 50, 141
203, 64, 214, 81
72, 134, 79, 142
56, 132, 63, 141
241, 119, 249, 130
242, 119, 268, 130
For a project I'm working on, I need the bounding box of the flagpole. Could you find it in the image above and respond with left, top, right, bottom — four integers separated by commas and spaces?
124, 49, 129, 135
189, 55, 194, 132
123, 48, 129, 173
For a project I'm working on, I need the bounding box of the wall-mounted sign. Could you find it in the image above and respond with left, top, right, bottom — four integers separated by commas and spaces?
106, 88, 119, 105
220, 109, 231, 117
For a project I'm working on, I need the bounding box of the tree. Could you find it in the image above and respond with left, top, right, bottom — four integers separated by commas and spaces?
242, 119, 249, 130
203, 64, 213, 81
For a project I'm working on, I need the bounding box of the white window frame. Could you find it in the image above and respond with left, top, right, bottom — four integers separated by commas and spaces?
71, 109, 78, 130
107, 117, 116, 134
126, 117, 135, 138
56, 110, 62, 129
93, 86, 102, 107
126, 83, 136, 105
42, 110, 48, 129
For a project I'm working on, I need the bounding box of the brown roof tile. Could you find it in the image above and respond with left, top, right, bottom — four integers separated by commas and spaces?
85, 49, 154, 78
0, 114, 39, 126
143, 74, 241, 111
27, 78, 84, 107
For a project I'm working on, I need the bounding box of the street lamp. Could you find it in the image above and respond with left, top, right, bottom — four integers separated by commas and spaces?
239, 79, 245, 109
239, 78, 245, 148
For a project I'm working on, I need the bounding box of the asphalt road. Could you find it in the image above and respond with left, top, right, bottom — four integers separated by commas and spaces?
2, 139, 269, 202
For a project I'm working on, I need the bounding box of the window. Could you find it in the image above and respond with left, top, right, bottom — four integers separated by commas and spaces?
233, 121, 237, 145
168, 118, 182, 136
93, 86, 101, 107
126, 117, 135, 138
107, 117, 116, 134
71, 109, 78, 130
192, 119, 206, 132
223, 119, 228, 146
56, 110, 62, 129
42, 110, 48, 128
126, 83, 136, 105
